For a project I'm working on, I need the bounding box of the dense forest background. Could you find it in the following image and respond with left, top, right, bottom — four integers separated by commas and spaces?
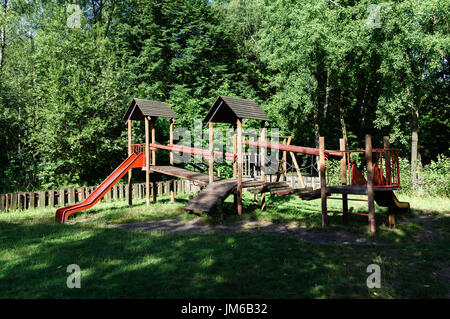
0, 0, 448, 194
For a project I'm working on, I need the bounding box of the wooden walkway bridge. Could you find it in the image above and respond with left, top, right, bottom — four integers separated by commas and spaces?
149, 165, 266, 213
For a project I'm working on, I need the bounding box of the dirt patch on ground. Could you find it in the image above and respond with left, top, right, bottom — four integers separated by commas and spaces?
114, 211, 446, 245
408, 212, 444, 243
116, 218, 383, 245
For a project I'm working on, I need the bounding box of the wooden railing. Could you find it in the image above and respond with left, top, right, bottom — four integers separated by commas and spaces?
131, 143, 145, 155
346, 149, 400, 187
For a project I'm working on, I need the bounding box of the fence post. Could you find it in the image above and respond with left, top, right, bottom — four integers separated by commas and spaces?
29, 192, 35, 210
79, 188, 85, 201
69, 188, 75, 204
112, 185, 117, 201
0, 194, 5, 211
118, 185, 124, 200
49, 191, 55, 208
159, 182, 163, 196
133, 184, 139, 200
59, 189, 65, 207
39, 191, 46, 208
10, 193, 17, 210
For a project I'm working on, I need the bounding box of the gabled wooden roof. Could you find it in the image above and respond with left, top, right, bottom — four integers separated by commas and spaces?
123, 98, 177, 121
203, 96, 270, 124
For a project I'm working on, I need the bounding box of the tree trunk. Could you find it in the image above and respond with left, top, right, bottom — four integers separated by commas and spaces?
337, 91, 348, 150
410, 103, 419, 190
0, 1, 8, 72
324, 73, 330, 119
313, 98, 320, 174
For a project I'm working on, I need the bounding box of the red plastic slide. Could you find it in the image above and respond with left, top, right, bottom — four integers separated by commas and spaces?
55, 153, 145, 223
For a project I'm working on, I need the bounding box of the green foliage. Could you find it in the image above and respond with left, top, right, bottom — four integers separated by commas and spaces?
0, 0, 448, 193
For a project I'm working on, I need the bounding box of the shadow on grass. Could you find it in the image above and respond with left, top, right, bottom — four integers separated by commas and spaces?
0, 218, 449, 299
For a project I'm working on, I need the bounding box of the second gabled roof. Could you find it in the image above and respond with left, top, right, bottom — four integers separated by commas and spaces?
203, 96, 270, 123
123, 98, 177, 121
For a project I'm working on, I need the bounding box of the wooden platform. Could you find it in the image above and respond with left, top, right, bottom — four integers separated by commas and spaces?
326, 185, 399, 195
184, 179, 237, 212
149, 165, 223, 185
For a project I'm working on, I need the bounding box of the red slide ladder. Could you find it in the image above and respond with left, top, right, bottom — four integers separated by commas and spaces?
55, 153, 144, 223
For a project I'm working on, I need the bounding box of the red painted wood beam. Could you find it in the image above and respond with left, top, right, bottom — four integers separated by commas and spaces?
243, 140, 344, 157
149, 143, 236, 161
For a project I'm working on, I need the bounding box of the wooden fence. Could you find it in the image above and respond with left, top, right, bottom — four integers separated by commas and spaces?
0, 180, 203, 212
0, 175, 319, 212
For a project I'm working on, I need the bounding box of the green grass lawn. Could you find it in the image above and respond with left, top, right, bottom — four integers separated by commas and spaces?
0, 192, 449, 298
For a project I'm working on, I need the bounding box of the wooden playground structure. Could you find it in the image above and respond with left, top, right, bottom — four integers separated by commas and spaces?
55, 97, 410, 232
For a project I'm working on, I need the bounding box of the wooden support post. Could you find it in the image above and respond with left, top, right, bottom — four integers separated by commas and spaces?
236, 118, 243, 215
282, 138, 287, 182
151, 120, 156, 166
233, 124, 237, 179
209, 121, 214, 184
145, 117, 150, 206
151, 119, 157, 202
284, 136, 291, 181
170, 118, 175, 203
128, 119, 133, 207
340, 138, 348, 222
319, 136, 328, 227
366, 134, 376, 233
384, 136, 395, 228
260, 122, 266, 211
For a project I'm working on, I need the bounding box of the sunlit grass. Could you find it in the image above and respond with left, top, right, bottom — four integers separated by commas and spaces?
0, 191, 448, 298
